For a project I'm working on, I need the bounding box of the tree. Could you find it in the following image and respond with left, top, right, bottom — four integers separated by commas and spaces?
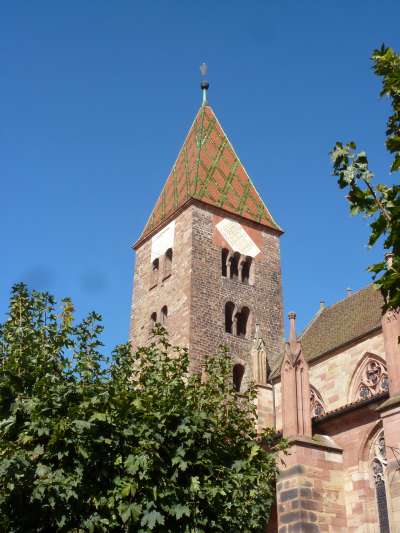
330, 45, 400, 312
0, 284, 285, 532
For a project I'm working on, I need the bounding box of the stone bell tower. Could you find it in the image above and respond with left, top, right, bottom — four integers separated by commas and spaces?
129, 78, 284, 391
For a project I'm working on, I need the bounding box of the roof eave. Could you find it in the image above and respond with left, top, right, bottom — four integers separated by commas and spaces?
133, 197, 284, 250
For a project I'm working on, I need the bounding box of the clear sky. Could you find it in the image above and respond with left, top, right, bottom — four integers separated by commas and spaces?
1, 1, 399, 352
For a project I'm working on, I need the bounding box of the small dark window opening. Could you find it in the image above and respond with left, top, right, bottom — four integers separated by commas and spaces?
150, 312, 157, 332
151, 258, 159, 287
161, 305, 168, 325
233, 364, 245, 392
237, 307, 250, 338
241, 257, 252, 284
225, 302, 235, 334
164, 248, 173, 278
230, 252, 240, 280
221, 248, 229, 277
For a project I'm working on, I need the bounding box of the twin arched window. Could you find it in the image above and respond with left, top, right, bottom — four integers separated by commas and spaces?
225, 302, 251, 338
149, 306, 168, 332
221, 249, 253, 285
150, 249, 173, 289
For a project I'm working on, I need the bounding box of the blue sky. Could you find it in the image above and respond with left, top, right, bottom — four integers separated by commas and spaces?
1, 1, 399, 352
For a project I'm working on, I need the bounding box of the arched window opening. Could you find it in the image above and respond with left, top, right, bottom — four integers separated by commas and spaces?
241, 256, 252, 284
161, 305, 168, 325
237, 307, 250, 338
221, 248, 229, 277
150, 312, 157, 333
310, 386, 326, 418
229, 252, 240, 280
151, 258, 159, 288
350, 355, 389, 402
164, 248, 173, 279
371, 430, 390, 533
233, 364, 245, 393
225, 302, 235, 334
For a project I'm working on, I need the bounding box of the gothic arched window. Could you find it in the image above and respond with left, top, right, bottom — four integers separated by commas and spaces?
349, 354, 389, 402
309, 386, 326, 418
371, 430, 390, 533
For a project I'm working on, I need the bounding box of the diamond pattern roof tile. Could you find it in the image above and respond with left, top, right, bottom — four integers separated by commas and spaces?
137, 105, 281, 243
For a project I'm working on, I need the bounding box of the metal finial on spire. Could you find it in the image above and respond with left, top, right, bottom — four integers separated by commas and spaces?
200, 62, 209, 106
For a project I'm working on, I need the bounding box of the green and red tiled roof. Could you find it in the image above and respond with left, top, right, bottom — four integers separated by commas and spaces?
138, 104, 281, 241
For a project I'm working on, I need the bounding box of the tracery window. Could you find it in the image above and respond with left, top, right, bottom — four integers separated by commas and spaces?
356, 358, 389, 401
310, 386, 325, 418
371, 430, 390, 533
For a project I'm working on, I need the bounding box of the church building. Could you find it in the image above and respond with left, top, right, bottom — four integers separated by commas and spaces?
129, 81, 400, 532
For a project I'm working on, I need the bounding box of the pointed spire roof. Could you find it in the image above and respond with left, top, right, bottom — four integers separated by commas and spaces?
136, 104, 281, 245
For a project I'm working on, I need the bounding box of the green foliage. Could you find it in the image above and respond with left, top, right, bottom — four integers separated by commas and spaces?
330, 45, 400, 312
0, 284, 285, 532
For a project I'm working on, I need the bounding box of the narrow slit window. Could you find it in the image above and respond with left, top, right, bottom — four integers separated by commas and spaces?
221, 248, 229, 277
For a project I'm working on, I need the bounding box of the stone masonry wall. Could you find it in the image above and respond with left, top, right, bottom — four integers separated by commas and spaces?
130, 207, 193, 351
309, 332, 385, 411
274, 331, 385, 432
316, 403, 383, 532
277, 441, 346, 532
190, 203, 284, 374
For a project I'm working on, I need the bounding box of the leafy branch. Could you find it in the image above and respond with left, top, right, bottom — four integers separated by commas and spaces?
330, 45, 400, 312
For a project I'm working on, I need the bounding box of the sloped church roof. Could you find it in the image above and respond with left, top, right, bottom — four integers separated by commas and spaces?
137, 104, 281, 244
300, 285, 384, 362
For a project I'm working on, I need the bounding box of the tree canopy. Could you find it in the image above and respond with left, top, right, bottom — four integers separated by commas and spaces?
0, 284, 284, 532
330, 44, 400, 312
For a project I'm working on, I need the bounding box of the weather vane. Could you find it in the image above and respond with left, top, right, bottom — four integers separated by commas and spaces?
200, 62, 209, 106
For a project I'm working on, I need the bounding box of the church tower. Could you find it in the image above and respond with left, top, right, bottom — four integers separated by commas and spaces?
130, 81, 284, 386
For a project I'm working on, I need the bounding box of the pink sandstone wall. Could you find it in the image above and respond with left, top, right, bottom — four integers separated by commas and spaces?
308, 331, 385, 410
273, 331, 385, 432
